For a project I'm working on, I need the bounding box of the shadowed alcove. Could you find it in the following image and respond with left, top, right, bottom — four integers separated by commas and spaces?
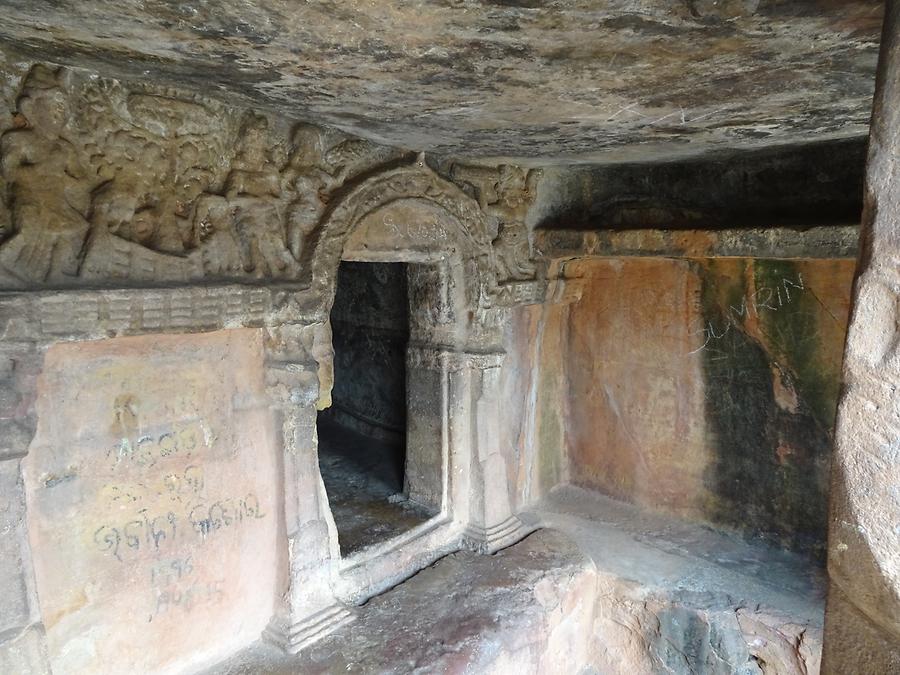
317, 260, 434, 556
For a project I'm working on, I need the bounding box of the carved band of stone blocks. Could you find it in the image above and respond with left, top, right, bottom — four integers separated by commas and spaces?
406, 343, 505, 373
0, 286, 273, 341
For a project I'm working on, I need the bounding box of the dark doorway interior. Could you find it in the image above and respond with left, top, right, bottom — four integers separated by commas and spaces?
318, 261, 432, 556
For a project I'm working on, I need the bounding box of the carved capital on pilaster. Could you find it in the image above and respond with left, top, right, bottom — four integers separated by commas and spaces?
468, 350, 506, 373
264, 322, 333, 410
493, 279, 548, 307
264, 361, 320, 410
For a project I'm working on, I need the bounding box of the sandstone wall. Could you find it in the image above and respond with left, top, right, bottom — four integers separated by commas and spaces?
823, 2, 900, 669
503, 301, 572, 510
550, 257, 855, 559
23, 329, 283, 674
0, 49, 542, 669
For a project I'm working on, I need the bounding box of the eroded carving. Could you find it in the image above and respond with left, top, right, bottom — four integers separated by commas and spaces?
309, 160, 501, 312
0, 65, 401, 288
450, 163, 541, 283
0, 59, 544, 332
1, 66, 93, 284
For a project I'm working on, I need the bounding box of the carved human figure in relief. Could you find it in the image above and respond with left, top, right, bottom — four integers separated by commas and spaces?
281, 124, 395, 265
0, 65, 94, 283
194, 114, 297, 278
450, 163, 539, 282
490, 166, 539, 281
281, 124, 335, 264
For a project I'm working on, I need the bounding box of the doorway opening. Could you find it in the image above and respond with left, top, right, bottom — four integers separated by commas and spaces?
318, 261, 435, 556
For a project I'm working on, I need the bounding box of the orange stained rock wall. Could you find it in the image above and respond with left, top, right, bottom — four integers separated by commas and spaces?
558, 257, 856, 557
566, 258, 709, 518
504, 300, 572, 509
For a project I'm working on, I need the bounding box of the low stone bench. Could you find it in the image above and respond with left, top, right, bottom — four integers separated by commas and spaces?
530, 485, 824, 675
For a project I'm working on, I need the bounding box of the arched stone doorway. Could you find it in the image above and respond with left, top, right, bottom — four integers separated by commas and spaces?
265, 161, 532, 652
317, 163, 523, 592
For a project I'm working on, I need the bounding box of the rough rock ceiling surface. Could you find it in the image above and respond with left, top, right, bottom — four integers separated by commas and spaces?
0, 1, 884, 163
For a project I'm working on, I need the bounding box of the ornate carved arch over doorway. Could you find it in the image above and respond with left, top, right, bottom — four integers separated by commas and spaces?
265, 159, 534, 653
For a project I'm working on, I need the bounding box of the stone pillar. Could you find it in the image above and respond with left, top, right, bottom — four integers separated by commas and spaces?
262, 324, 353, 654
462, 351, 532, 553
823, 3, 900, 672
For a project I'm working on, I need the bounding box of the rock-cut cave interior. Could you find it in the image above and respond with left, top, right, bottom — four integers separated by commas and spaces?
0, 1, 898, 674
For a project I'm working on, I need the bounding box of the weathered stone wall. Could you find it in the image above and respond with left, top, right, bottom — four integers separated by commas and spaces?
0, 50, 540, 669
24, 329, 282, 674
0, 32, 874, 670
824, 2, 900, 670
549, 256, 855, 558
502, 301, 571, 510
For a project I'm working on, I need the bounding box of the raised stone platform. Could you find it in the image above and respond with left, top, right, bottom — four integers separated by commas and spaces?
530, 486, 825, 674
203, 486, 824, 674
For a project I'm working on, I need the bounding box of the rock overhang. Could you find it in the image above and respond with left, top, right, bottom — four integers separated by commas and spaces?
0, 0, 884, 163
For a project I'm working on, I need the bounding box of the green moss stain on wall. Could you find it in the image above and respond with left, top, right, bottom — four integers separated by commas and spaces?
752, 260, 842, 431
697, 259, 835, 561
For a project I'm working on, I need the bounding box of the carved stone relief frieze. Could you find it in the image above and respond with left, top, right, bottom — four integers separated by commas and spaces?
0, 56, 549, 332
449, 163, 541, 284
0, 63, 403, 290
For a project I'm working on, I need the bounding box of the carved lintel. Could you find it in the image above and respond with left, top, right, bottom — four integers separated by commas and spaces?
309, 161, 500, 317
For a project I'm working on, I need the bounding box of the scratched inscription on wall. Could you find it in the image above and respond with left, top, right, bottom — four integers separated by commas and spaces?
689, 273, 806, 354
90, 418, 267, 619
23, 330, 280, 675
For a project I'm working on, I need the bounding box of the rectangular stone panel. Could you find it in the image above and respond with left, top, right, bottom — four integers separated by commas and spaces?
22, 329, 282, 675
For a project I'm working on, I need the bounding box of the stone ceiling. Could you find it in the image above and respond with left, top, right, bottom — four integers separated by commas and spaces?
0, 1, 885, 163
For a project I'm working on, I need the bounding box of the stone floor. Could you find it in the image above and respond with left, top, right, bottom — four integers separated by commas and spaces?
529, 486, 825, 674
203, 486, 825, 674
317, 418, 433, 556
202, 528, 594, 675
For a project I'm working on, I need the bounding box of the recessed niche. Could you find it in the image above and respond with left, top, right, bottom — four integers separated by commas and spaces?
318, 261, 437, 556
